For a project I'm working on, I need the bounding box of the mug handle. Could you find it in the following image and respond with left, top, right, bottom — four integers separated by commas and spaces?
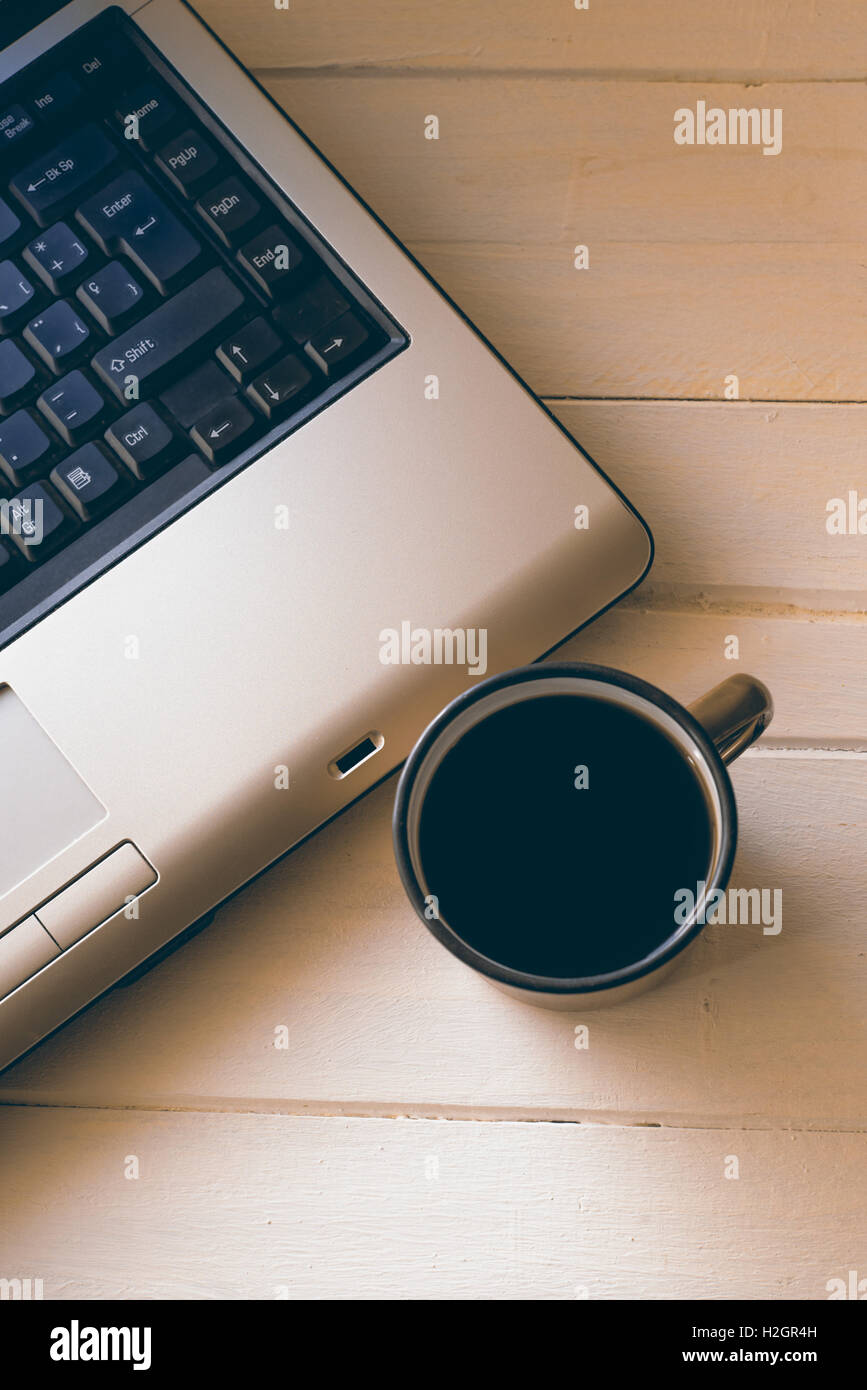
687, 674, 774, 765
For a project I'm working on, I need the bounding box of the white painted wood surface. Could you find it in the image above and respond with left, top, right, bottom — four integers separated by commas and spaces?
1, 1, 865, 1300
1, 1107, 863, 1300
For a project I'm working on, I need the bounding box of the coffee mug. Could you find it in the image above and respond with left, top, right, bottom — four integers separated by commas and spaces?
393, 663, 773, 1008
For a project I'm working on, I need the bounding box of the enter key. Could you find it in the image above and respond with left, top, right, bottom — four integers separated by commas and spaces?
77, 169, 202, 294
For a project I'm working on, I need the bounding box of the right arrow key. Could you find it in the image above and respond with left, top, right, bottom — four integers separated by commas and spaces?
190, 396, 256, 465
304, 311, 369, 378
246, 353, 313, 420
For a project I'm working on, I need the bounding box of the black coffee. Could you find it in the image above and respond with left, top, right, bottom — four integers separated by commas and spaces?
418, 691, 714, 979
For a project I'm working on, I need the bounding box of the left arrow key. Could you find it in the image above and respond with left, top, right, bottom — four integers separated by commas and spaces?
189, 396, 255, 465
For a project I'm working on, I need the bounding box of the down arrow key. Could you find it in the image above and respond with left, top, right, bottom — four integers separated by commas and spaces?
246, 352, 313, 420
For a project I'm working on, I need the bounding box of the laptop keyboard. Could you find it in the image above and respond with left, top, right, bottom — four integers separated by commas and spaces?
0, 11, 406, 647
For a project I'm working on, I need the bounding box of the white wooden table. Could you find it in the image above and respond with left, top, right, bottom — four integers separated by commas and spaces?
2, 0, 865, 1300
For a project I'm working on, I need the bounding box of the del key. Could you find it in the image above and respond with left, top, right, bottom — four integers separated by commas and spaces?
92, 268, 244, 401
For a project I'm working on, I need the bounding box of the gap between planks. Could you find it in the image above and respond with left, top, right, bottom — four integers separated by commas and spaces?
252, 67, 867, 86
1, 1097, 865, 1133
544, 397, 867, 405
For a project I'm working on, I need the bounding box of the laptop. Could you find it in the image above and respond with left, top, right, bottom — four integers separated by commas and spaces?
0, 0, 652, 1072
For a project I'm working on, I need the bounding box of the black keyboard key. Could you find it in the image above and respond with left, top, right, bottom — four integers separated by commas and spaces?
195, 176, 262, 248
78, 170, 201, 294
38, 370, 106, 445
0, 104, 36, 150
105, 402, 181, 479
156, 129, 220, 198
0, 339, 38, 413
92, 267, 245, 401
0, 540, 17, 591
24, 300, 91, 373
114, 82, 179, 150
51, 442, 126, 520
70, 31, 142, 97
247, 353, 313, 420
4, 481, 74, 561
24, 222, 89, 293
216, 317, 282, 383
0, 261, 37, 331
10, 124, 117, 225
0, 409, 55, 485
273, 277, 350, 346
190, 397, 256, 464
77, 261, 144, 333
238, 224, 306, 298
0, 198, 23, 255
305, 311, 370, 377
30, 74, 83, 124
161, 361, 236, 429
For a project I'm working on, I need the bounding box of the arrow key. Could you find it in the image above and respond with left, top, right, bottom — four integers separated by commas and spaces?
216, 317, 282, 384
190, 397, 256, 465
305, 311, 369, 378
246, 353, 313, 420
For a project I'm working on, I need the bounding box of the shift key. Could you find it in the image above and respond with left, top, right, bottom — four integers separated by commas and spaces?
92, 268, 244, 401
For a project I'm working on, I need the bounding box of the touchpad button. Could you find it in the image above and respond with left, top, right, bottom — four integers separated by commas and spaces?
0, 685, 106, 900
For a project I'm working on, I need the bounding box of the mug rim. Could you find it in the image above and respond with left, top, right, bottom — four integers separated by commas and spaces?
392, 661, 739, 995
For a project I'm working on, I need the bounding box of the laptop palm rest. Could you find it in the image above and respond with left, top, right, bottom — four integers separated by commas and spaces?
0, 685, 106, 901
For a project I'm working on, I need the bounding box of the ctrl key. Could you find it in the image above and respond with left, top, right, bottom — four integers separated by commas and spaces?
0, 916, 60, 1001
105, 403, 181, 481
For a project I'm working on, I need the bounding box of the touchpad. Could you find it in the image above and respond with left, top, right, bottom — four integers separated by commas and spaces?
0, 685, 106, 900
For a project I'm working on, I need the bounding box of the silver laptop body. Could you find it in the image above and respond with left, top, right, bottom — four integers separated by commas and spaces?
0, 0, 651, 1071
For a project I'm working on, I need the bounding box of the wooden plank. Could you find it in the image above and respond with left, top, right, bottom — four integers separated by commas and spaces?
549, 402, 867, 596
1, 1106, 862, 1299
3, 756, 866, 1129
247, 77, 866, 400
193, 0, 867, 80
561, 605, 867, 744
261, 77, 866, 248
417, 240, 863, 400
